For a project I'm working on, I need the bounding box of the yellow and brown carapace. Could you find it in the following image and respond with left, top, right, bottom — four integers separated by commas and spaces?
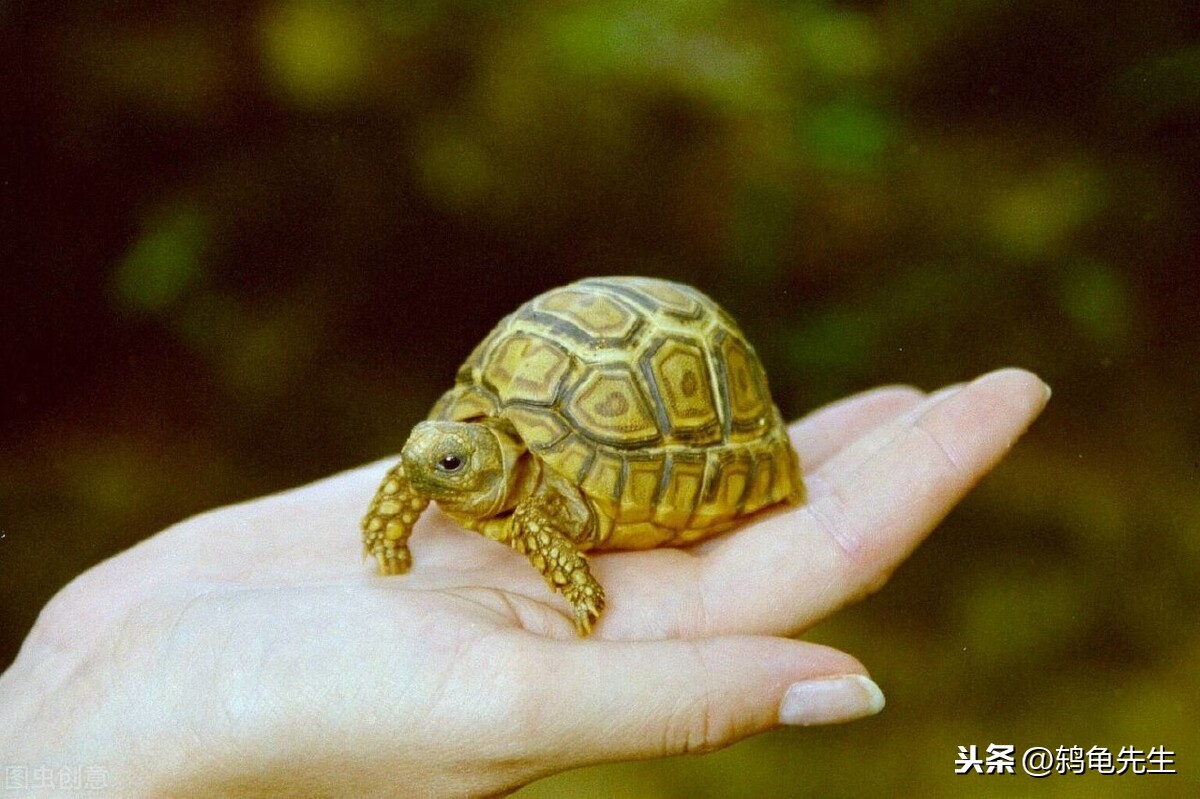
362, 277, 803, 634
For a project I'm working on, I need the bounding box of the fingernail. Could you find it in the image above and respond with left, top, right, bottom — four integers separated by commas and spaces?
1041, 381, 1053, 401
778, 674, 885, 726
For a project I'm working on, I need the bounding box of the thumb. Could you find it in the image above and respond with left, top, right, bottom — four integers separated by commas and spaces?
531, 635, 884, 764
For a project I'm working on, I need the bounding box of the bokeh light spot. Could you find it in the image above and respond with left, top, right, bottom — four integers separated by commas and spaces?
795, 9, 881, 78
989, 163, 1104, 257
802, 98, 895, 173
261, 2, 371, 107
1060, 258, 1131, 349
113, 205, 208, 312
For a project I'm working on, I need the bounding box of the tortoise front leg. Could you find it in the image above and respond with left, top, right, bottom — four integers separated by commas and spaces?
508, 498, 606, 635
362, 461, 429, 575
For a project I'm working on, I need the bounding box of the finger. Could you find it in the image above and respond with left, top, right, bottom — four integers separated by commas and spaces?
528, 636, 884, 765
790, 385, 926, 473
795, 368, 1050, 610
626, 368, 1048, 638
804, 383, 963, 497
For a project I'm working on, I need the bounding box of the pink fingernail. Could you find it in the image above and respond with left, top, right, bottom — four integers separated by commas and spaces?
778, 674, 885, 726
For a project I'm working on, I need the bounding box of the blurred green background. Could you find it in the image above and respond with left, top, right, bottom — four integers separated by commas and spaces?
2, 0, 1197, 795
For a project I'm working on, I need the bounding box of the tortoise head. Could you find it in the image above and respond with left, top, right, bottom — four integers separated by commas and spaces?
401, 420, 525, 518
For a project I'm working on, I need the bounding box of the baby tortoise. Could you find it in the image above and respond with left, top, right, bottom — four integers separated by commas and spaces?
362, 277, 803, 634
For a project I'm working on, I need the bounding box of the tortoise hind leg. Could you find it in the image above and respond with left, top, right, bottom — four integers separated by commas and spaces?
509, 498, 606, 635
362, 461, 429, 575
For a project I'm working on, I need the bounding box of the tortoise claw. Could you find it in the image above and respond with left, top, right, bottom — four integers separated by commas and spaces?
566, 582, 606, 637
374, 545, 411, 576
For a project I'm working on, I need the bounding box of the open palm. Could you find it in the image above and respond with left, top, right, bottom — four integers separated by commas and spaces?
0, 369, 1047, 798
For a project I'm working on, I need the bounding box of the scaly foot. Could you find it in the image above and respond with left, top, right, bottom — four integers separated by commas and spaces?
362, 462, 428, 575
510, 501, 606, 635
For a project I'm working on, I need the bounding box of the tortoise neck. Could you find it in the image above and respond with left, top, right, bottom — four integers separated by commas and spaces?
482, 419, 535, 516
501, 454, 540, 515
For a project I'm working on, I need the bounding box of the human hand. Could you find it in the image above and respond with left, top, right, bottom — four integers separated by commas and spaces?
0, 369, 1048, 798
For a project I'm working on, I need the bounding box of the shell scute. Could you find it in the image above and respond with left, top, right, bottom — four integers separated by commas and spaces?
432, 385, 499, 422
583, 450, 626, 504
716, 330, 770, 441
565, 366, 661, 447
502, 405, 569, 450
538, 432, 595, 485
642, 335, 721, 445
583, 276, 706, 321
652, 452, 706, 529
618, 456, 663, 523
741, 450, 777, 510
530, 289, 642, 347
691, 449, 751, 528
482, 332, 572, 406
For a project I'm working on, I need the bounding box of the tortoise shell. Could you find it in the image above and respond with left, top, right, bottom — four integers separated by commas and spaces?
428, 276, 803, 549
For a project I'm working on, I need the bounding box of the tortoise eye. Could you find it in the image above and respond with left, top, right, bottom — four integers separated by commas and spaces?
437, 454, 463, 472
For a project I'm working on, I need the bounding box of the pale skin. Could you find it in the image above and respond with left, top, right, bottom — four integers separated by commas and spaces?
0, 369, 1048, 798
